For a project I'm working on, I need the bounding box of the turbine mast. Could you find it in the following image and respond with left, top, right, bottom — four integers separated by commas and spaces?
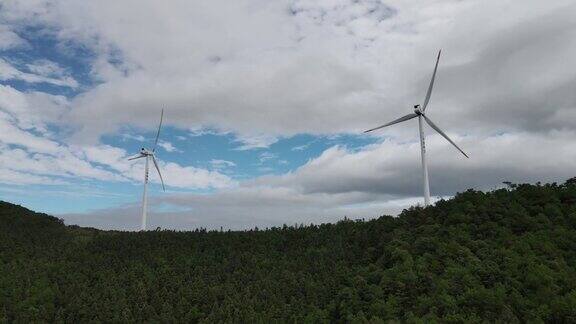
141, 155, 150, 231
418, 115, 431, 206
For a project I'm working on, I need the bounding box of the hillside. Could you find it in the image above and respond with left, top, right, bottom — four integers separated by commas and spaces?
1, 180, 576, 322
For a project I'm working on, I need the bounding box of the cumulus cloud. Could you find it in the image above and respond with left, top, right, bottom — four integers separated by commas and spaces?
0, 0, 572, 145
61, 128, 576, 230
0, 58, 78, 88
0, 168, 67, 186
0, 24, 27, 50
258, 152, 277, 164
157, 141, 181, 153
0, 87, 233, 189
233, 134, 279, 151
0, 84, 69, 133
26, 59, 69, 79
0, 132, 234, 189
257, 130, 576, 197
210, 159, 236, 169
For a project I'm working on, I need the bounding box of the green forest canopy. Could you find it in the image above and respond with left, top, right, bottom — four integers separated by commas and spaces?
1, 179, 576, 322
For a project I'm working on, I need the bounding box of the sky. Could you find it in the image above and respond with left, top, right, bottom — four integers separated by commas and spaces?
1, 0, 575, 231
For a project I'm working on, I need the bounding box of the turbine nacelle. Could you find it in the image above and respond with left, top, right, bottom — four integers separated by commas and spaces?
413, 104, 423, 115
140, 148, 153, 156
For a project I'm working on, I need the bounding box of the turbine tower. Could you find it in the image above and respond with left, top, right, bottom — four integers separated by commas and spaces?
364, 50, 468, 206
128, 109, 166, 230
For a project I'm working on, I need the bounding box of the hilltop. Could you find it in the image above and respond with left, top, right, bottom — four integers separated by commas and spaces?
1, 179, 576, 322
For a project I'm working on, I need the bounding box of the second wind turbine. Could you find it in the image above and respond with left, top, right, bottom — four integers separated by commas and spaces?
364, 50, 468, 206
128, 109, 166, 231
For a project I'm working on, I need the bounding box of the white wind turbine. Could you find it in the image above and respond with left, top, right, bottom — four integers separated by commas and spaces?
128, 109, 166, 231
364, 50, 468, 206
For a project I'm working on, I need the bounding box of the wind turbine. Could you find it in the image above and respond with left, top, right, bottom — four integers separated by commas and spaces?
364, 50, 468, 206
128, 109, 166, 231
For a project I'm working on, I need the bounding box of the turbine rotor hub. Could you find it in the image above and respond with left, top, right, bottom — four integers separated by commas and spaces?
414, 104, 423, 115
140, 148, 153, 155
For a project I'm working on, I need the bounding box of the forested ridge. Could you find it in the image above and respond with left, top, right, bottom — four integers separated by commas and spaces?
1, 179, 576, 323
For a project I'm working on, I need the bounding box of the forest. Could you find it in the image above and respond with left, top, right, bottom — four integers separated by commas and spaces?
1, 179, 576, 322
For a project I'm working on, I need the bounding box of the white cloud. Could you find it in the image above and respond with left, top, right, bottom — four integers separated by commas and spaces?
233, 134, 279, 151
77, 144, 234, 189
160, 162, 235, 189
258, 152, 277, 164
256, 130, 576, 197
0, 132, 235, 189
0, 0, 571, 144
157, 140, 181, 153
0, 143, 122, 183
121, 133, 146, 142
210, 159, 236, 169
0, 87, 233, 189
62, 129, 576, 230
291, 144, 309, 151
0, 84, 69, 133
26, 59, 68, 78
0, 129, 234, 189
0, 114, 61, 154
0, 24, 27, 50
0, 58, 78, 88
0, 168, 67, 186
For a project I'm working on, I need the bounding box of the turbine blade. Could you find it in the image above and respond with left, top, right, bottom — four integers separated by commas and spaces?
364, 113, 418, 133
152, 108, 164, 152
152, 155, 166, 191
422, 114, 469, 158
422, 50, 441, 111
128, 154, 146, 161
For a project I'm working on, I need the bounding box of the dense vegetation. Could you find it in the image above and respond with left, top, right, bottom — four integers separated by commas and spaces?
1, 179, 576, 323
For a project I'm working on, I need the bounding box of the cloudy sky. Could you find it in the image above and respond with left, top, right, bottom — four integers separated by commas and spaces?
1, 0, 575, 230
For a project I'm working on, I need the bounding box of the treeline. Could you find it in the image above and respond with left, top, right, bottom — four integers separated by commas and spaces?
1, 179, 576, 322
